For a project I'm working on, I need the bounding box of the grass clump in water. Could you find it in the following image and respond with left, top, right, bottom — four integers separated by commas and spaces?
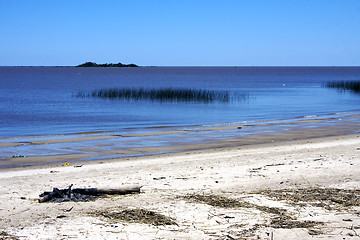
77, 87, 239, 103
324, 80, 360, 93
96, 208, 177, 226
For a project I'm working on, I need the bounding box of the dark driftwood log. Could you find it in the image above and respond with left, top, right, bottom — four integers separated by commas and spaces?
72, 186, 142, 196
39, 185, 142, 203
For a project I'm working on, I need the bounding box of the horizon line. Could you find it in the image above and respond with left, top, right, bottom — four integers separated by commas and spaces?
1, 65, 359, 67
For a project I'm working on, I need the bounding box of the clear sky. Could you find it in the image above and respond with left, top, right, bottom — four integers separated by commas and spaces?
0, 0, 359, 66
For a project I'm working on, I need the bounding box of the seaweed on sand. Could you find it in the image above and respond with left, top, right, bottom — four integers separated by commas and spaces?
182, 194, 324, 232
269, 216, 321, 229
257, 188, 360, 210
183, 194, 288, 216
95, 208, 177, 226
0, 231, 19, 240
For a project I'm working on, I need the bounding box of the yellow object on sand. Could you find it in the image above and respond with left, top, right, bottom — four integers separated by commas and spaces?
64, 162, 69, 166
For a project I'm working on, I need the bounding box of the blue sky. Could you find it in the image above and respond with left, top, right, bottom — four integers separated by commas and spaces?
0, 0, 359, 66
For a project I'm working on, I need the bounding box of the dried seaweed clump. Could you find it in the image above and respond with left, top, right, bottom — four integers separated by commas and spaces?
98, 208, 177, 226
0, 231, 19, 240
270, 216, 322, 229
183, 194, 324, 232
183, 194, 287, 216
259, 188, 360, 210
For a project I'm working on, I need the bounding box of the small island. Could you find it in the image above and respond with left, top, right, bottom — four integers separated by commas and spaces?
76, 62, 139, 67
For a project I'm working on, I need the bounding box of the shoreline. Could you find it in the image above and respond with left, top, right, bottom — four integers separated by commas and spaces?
1, 111, 360, 169
0, 132, 359, 239
0, 131, 358, 173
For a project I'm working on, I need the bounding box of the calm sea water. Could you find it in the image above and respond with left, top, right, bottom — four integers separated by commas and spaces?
1, 66, 360, 138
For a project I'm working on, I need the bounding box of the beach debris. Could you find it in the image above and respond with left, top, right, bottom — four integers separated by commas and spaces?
0, 231, 18, 240
270, 216, 321, 229
258, 188, 360, 210
182, 194, 288, 216
97, 208, 177, 226
63, 162, 69, 166
38, 184, 142, 203
249, 167, 262, 173
153, 176, 166, 180
62, 206, 74, 212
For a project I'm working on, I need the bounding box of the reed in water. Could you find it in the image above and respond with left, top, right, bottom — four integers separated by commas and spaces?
76, 88, 244, 103
325, 81, 360, 93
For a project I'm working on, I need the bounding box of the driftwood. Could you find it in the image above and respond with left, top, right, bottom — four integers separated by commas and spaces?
39, 184, 141, 203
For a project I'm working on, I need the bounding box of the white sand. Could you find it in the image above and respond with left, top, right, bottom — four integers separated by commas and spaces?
0, 134, 359, 239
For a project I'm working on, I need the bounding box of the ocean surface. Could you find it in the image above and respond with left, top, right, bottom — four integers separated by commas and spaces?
1, 66, 360, 138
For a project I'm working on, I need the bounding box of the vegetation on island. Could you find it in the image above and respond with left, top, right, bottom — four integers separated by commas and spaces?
76, 87, 245, 103
324, 80, 360, 93
76, 62, 139, 67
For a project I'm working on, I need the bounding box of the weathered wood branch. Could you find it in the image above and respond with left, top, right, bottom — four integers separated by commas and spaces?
39, 185, 142, 203
71, 186, 142, 196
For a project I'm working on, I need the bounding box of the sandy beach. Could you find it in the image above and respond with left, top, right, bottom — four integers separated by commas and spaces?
0, 132, 359, 239
2, 0, 360, 238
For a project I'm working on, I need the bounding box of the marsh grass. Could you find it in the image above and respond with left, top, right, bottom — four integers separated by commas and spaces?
324, 81, 360, 93
76, 88, 244, 103
95, 208, 177, 226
